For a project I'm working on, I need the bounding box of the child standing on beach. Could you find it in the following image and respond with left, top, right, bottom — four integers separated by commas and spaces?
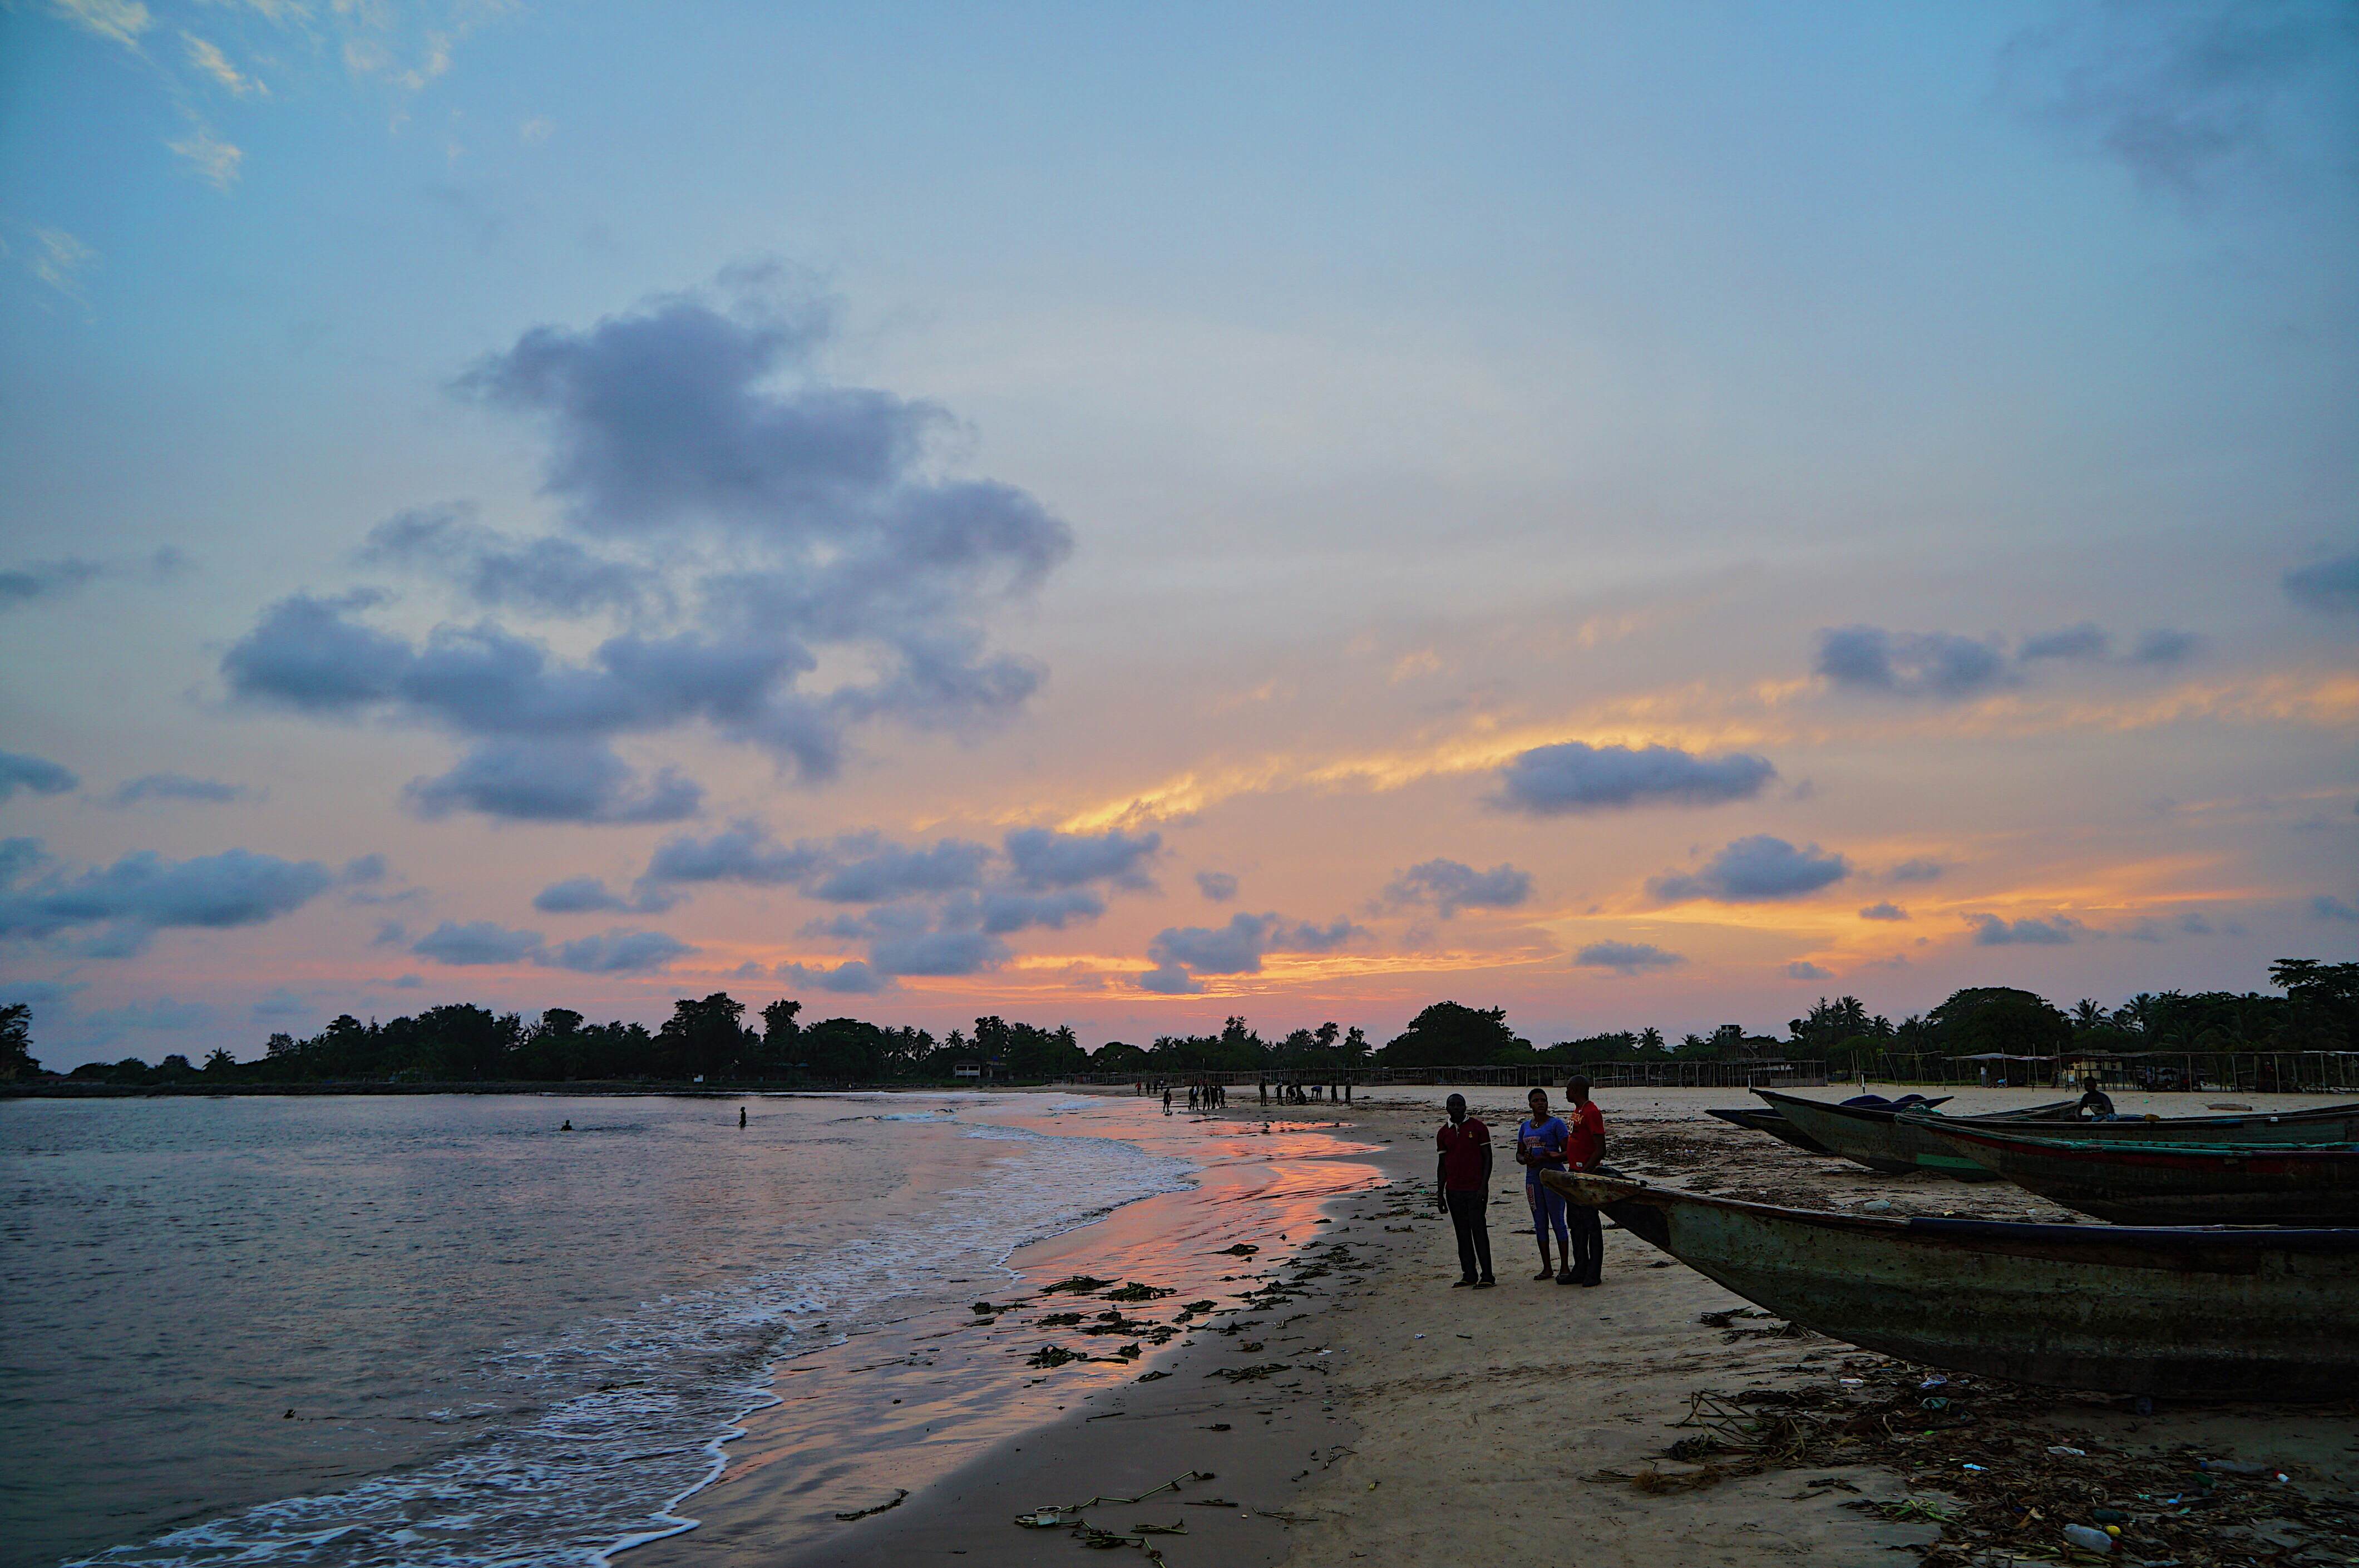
1516, 1087, 1575, 1284
1564, 1077, 1607, 1286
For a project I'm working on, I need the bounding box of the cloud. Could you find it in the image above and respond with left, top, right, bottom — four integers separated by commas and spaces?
2312, 895, 2359, 923
405, 739, 702, 825
1136, 911, 1364, 992
0, 751, 78, 802
1859, 901, 1910, 921
1384, 858, 1533, 918
1816, 627, 2010, 699
168, 123, 243, 189
110, 772, 256, 806
51, 0, 151, 48
359, 504, 648, 617
412, 920, 543, 966
2131, 628, 2203, 665
1647, 836, 1850, 904
970, 887, 1107, 934
776, 959, 889, 994
541, 929, 693, 974
26, 228, 97, 302
0, 839, 49, 885
1785, 960, 1834, 980
1491, 741, 1775, 815
1887, 857, 1947, 884
0, 844, 333, 954
183, 32, 263, 96
1195, 870, 1238, 902
868, 928, 1007, 977
531, 875, 677, 916
1, 548, 188, 609
1998, 1, 2359, 195
222, 273, 1072, 816
1574, 940, 1686, 974
2019, 623, 2110, 662
1004, 827, 1161, 890
811, 836, 992, 902
251, 988, 308, 1019
641, 820, 828, 888
1968, 913, 2084, 946
2285, 553, 2359, 615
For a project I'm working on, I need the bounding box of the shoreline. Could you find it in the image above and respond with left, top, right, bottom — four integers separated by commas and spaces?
646, 1083, 2359, 1568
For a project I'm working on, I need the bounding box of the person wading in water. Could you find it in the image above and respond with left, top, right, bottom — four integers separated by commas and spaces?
1434, 1093, 1496, 1288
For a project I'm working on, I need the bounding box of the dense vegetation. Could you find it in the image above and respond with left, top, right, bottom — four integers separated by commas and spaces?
7, 960, 2351, 1089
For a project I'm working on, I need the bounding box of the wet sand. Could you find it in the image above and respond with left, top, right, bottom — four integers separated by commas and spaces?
638, 1084, 2359, 1568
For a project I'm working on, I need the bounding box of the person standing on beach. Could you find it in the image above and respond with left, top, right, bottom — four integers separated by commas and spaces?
1563, 1077, 1606, 1286
1434, 1093, 1495, 1288
1516, 1087, 1576, 1284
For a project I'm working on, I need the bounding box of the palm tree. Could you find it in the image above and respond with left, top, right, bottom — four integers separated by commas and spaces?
2114, 994, 2156, 1036
2072, 998, 2108, 1032
1639, 1027, 1664, 1052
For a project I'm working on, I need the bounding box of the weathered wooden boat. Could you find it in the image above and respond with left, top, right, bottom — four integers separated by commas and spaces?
1936, 1101, 2359, 1147
1754, 1089, 2078, 1181
1705, 1107, 1833, 1153
1706, 1094, 1949, 1156
1539, 1169, 2359, 1398
1912, 1124, 2359, 1225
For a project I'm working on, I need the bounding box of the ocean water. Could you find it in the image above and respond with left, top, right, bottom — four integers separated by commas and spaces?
0, 1093, 1198, 1568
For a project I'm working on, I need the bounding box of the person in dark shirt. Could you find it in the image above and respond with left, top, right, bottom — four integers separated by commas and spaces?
2076, 1076, 2116, 1121
1434, 1093, 1496, 1288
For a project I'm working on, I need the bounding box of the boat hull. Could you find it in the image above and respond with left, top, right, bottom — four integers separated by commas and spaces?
1754, 1089, 2077, 1180
1704, 1106, 1832, 1155
1541, 1171, 2359, 1399
1916, 1125, 2359, 1225
1938, 1103, 2359, 1147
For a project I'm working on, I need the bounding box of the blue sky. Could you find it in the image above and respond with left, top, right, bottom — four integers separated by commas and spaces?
2, 0, 2354, 1067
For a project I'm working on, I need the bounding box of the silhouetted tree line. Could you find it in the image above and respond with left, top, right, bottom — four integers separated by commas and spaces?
10, 959, 2351, 1089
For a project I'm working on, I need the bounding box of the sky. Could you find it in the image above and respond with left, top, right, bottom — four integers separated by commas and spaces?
1, 0, 2354, 1069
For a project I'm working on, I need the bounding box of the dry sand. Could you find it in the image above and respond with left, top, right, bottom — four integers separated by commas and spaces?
639, 1083, 2359, 1568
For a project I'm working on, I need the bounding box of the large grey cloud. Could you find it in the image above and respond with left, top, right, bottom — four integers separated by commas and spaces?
409, 919, 692, 973
811, 836, 993, 902
1648, 835, 1850, 904
2019, 623, 2110, 662
0, 751, 78, 802
406, 739, 701, 825
0, 549, 189, 612
1816, 627, 2011, 699
1005, 827, 1161, 890
0, 842, 334, 956
220, 273, 1072, 821
1136, 912, 1363, 994
2286, 553, 2359, 615
1384, 858, 1533, 918
1492, 741, 1775, 815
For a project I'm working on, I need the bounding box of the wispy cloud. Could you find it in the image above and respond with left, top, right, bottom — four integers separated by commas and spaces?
51, 0, 152, 48
26, 228, 97, 304
183, 32, 265, 95
168, 123, 245, 188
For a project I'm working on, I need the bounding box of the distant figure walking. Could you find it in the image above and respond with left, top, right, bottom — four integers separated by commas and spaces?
2077, 1076, 2117, 1121
559, 1120, 573, 1132
739, 1106, 747, 1128
1564, 1077, 1607, 1286
1435, 1093, 1495, 1288
1162, 1086, 1173, 1114
1516, 1088, 1575, 1284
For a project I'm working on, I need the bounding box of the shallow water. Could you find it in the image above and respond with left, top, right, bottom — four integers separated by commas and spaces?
0, 1093, 1200, 1568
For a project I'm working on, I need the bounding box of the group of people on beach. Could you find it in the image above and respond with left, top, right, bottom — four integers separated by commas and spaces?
1435, 1081, 1608, 1288
1138, 1078, 1353, 1111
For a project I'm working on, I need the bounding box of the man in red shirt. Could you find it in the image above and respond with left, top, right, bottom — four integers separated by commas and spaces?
1564, 1076, 1608, 1286
1434, 1092, 1496, 1288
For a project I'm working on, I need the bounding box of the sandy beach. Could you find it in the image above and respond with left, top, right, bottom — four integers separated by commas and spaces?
645, 1082, 2359, 1568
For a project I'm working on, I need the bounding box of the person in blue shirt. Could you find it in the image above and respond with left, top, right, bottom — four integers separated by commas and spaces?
1515, 1087, 1576, 1284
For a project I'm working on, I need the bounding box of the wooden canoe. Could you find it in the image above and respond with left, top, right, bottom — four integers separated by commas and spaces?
1704, 1107, 1833, 1154
1539, 1170, 2359, 1398
1754, 1089, 2079, 1180
1935, 1101, 2359, 1146
1913, 1123, 2359, 1225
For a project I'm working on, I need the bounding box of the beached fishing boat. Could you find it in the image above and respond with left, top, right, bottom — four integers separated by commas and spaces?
1934, 1101, 2359, 1147
1754, 1089, 2078, 1180
1706, 1094, 1950, 1156
1704, 1107, 1833, 1153
1539, 1170, 2359, 1398
1912, 1124, 2359, 1225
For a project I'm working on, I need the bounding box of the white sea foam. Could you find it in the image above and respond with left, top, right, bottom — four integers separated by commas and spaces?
66, 1113, 1191, 1568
